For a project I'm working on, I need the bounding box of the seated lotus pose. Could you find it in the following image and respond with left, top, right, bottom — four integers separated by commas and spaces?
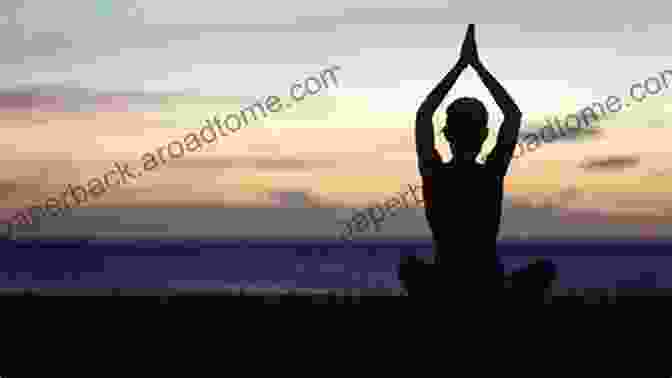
398, 24, 557, 299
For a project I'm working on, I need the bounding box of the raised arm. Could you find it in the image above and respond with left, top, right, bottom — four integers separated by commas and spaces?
468, 26, 521, 174
472, 59, 521, 121
416, 29, 471, 177
415, 61, 467, 175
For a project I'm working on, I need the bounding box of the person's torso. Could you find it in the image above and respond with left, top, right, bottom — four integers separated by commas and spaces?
426, 161, 505, 248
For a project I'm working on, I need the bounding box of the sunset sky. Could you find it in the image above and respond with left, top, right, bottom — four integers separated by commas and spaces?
3, 1, 672, 239
2, 0, 671, 119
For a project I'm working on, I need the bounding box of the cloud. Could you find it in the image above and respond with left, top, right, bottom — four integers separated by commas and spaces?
0, 180, 47, 205
579, 155, 641, 171
165, 156, 336, 171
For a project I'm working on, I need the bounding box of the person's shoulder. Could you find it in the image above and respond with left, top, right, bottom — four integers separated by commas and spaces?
433, 160, 499, 172
436, 162, 455, 174
478, 161, 502, 174
442, 160, 456, 169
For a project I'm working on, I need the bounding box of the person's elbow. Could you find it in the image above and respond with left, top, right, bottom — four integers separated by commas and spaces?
506, 106, 522, 121
419, 165, 434, 177
416, 108, 432, 125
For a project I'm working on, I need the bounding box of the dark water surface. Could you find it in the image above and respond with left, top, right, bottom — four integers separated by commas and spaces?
1, 239, 671, 289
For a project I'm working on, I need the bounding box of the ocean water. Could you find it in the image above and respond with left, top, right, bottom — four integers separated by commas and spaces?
1, 239, 671, 289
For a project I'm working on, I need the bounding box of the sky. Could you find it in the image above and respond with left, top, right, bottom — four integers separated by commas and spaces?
3, 0, 672, 240
1, 0, 671, 122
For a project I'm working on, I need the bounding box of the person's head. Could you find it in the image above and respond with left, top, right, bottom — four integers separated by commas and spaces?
441, 97, 489, 162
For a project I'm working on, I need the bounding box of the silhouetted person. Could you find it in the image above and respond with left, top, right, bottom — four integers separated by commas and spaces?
398, 24, 557, 300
